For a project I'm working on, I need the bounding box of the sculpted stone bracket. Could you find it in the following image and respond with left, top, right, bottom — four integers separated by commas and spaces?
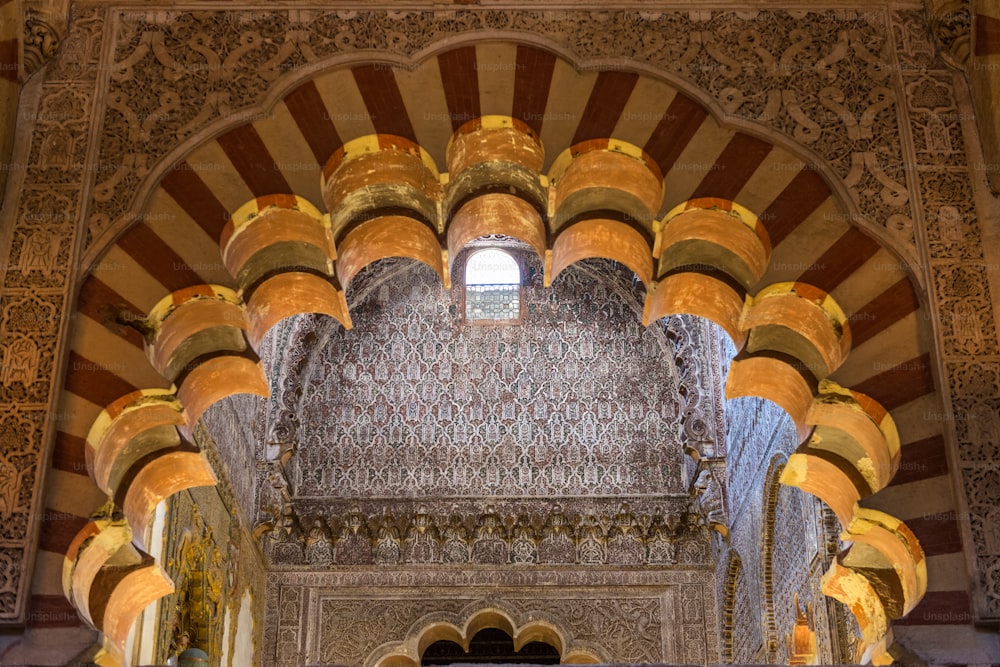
925, 0, 972, 70
21, 0, 70, 79
257, 501, 712, 568
692, 458, 729, 538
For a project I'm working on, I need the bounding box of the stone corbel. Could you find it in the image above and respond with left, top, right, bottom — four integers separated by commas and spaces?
22, 0, 70, 79
692, 458, 729, 539
926, 0, 972, 69
253, 461, 293, 537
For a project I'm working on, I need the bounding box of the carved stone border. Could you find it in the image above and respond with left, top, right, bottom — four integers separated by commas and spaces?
0, 4, 108, 626
891, 8, 1000, 619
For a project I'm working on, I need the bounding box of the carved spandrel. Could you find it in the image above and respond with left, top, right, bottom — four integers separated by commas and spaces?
91, 9, 915, 251
305, 593, 683, 666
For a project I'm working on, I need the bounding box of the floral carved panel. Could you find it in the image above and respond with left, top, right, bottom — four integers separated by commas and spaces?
263, 570, 719, 666
94, 7, 914, 252
893, 9, 1000, 618
0, 4, 107, 626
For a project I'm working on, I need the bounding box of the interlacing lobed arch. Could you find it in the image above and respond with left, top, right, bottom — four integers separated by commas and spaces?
67, 116, 922, 666
366, 603, 606, 667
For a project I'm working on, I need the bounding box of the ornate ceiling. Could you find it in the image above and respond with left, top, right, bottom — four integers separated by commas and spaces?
212, 253, 723, 564
280, 258, 693, 501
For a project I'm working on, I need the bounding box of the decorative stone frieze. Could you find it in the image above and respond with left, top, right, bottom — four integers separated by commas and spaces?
257, 501, 712, 568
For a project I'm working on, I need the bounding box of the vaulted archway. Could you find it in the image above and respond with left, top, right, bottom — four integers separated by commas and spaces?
27, 25, 972, 667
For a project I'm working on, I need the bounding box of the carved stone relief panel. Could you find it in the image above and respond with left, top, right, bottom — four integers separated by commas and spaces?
264, 569, 718, 666
0, 292, 62, 405
283, 258, 688, 501
0, 407, 45, 621
893, 9, 1000, 618
0, 4, 107, 625
94, 8, 915, 254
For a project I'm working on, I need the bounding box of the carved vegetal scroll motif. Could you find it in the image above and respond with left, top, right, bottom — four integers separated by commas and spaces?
2, 2, 986, 657
22, 1, 69, 78
94, 9, 914, 253
894, 8, 1000, 619
0, 4, 106, 628
275, 258, 688, 501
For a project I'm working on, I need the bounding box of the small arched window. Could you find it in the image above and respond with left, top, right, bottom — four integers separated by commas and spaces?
464, 249, 521, 323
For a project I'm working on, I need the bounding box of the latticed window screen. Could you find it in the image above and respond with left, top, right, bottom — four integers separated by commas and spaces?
465, 249, 520, 322
466, 284, 519, 320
